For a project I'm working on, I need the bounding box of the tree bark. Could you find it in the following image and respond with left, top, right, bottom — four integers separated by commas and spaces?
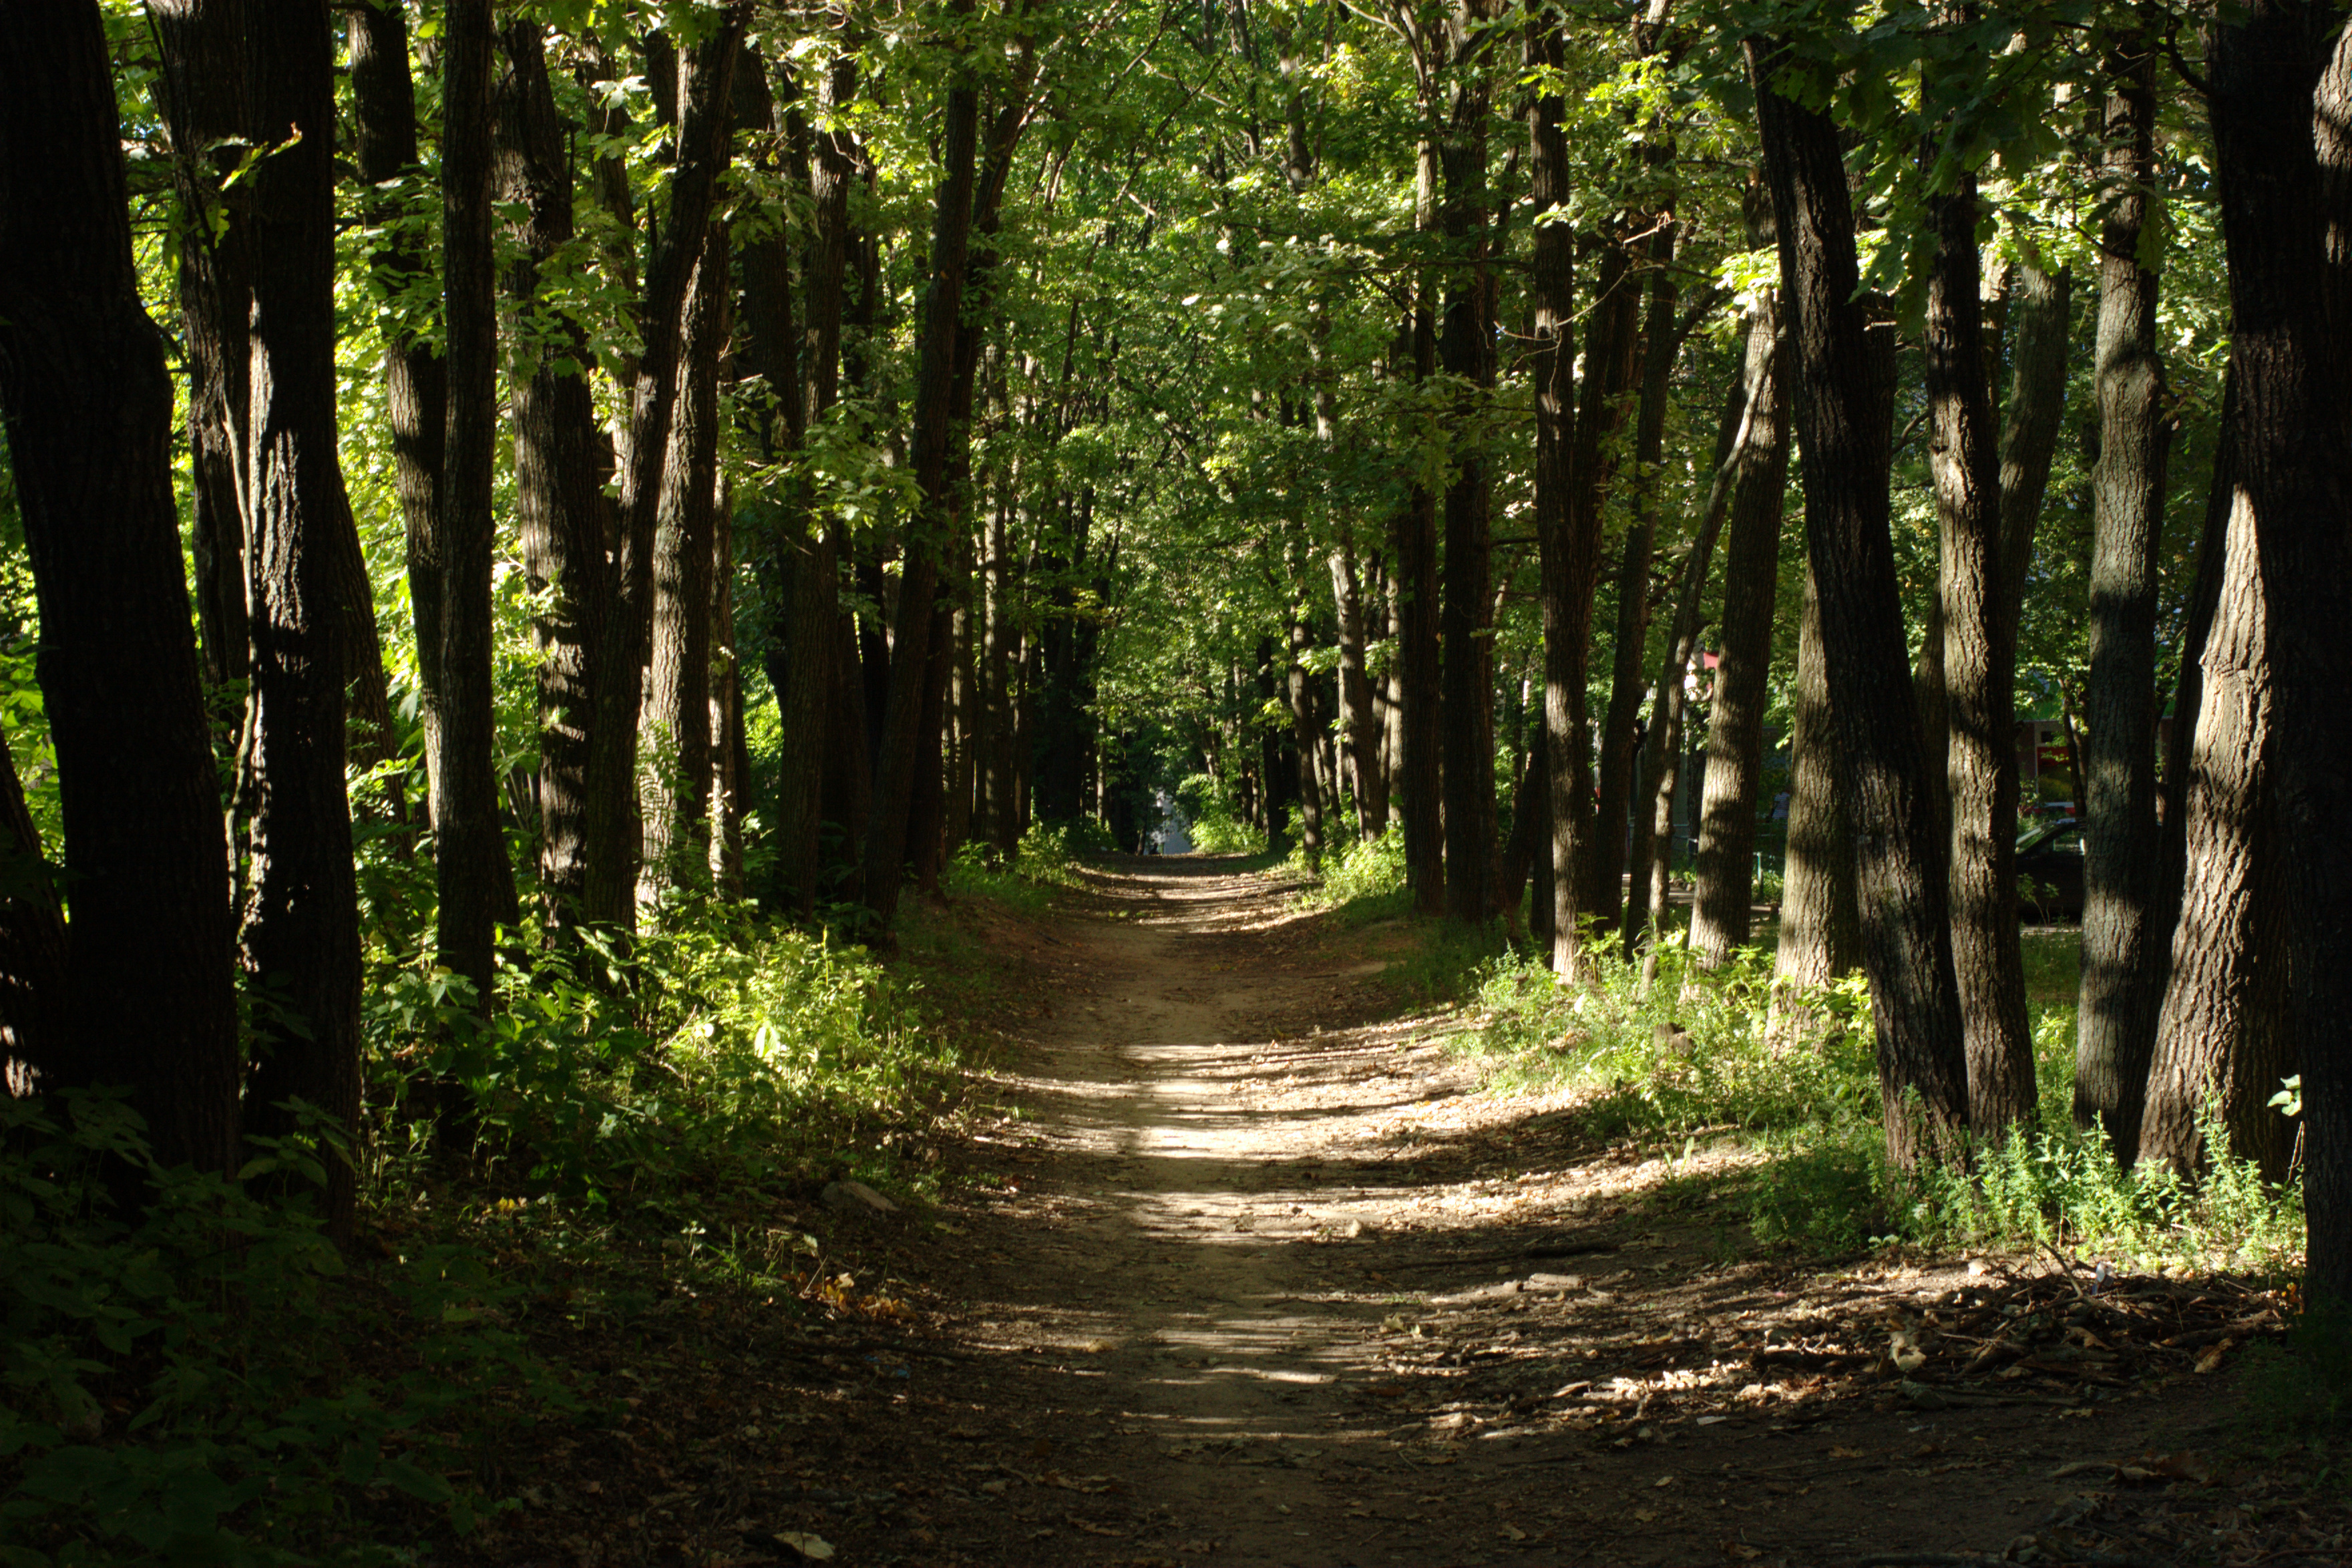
2145, 5, 2342, 1191
226, 0, 364, 1234
1626, 363, 1750, 951
1750, 37, 1969, 1163
2075, 40, 2172, 1155
1436, 20, 1497, 926
79, 1, 245, 1177
1772, 558, 1863, 999
1528, 25, 1581, 965
861, 15, 980, 931
2289, 11, 2352, 1306
497, 19, 609, 936
1924, 158, 2035, 1139
1396, 317, 1444, 912
639, 223, 729, 904
1996, 262, 2072, 642
348, 0, 449, 825
582, 14, 743, 931
153, 0, 252, 703
434, 0, 504, 999
1288, 613, 1325, 870
1593, 232, 1678, 935
1690, 288, 1790, 966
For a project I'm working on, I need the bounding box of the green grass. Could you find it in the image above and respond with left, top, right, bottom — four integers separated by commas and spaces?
1448, 924, 2303, 1271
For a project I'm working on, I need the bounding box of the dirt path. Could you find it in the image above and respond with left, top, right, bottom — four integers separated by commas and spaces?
806, 860, 2255, 1567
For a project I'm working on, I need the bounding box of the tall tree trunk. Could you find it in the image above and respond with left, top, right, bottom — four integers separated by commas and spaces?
435, 0, 504, 999
1330, 531, 1384, 835
1396, 320, 1444, 910
1288, 613, 1325, 871
2075, 41, 2172, 1154
348, 0, 449, 827
2286, 12, 2352, 1306
1690, 288, 1790, 966
1772, 558, 1863, 998
0, 0, 241, 1178
1437, 26, 1497, 926
234, 0, 363, 1234
1750, 37, 1969, 1164
581, 15, 743, 930
711, 484, 747, 899
749, 49, 839, 915
861, 14, 979, 932
1528, 25, 1581, 964
1996, 262, 2072, 647
1923, 158, 2035, 1139
1591, 231, 1678, 932
154, 0, 252, 703
497, 19, 608, 936
639, 224, 729, 904
981, 483, 1020, 855
2145, 5, 2339, 1190
1625, 365, 1750, 950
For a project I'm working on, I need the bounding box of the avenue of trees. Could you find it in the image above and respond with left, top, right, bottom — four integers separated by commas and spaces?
0, 0, 2343, 1300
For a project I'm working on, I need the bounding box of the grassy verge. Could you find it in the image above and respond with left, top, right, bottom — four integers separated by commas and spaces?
1, 873, 1058, 1567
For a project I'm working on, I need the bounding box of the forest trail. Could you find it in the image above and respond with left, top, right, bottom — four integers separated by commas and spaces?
842, 861, 2230, 1568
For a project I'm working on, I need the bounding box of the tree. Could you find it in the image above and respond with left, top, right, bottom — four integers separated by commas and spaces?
1689, 277, 1790, 967
0, 0, 241, 1177
2074, 33, 2171, 1155
1750, 34, 1968, 1164
1919, 106, 2033, 1139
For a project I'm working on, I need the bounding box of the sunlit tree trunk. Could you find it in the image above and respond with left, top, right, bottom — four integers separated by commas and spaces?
1750, 35, 1968, 1163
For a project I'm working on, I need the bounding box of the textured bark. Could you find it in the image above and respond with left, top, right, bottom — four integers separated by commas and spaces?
1751, 37, 1969, 1163
582, 15, 743, 931
497, 20, 608, 934
1288, 614, 1325, 871
2293, 11, 2352, 1307
1396, 317, 1444, 914
1997, 262, 2072, 636
153, 0, 252, 701
2146, 5, 2342, 1193
980, 485, 1020, 855
1527, 25, 1581, 964
1436, 18, 1497, 926
1924, 162, 2035, 1139
232, 0, 363, 1231
862, 23, 979, 931
1773, 558, 1863, 997
435, 0, 504, 998
639, 224, 729, 903
1690, 290, 1790, 966
1595, 234, 1678, 938
1330, 532, 1384, 835
348, 0, 449, 821
1626, 365, 1750, 951
2075, 43, 2172, 1155
710, 485, 747, 899
757, 49, 844, 914
0, 0, 243, 1170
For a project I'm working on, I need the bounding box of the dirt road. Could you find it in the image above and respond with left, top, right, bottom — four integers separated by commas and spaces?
794, 859, 2247, 1567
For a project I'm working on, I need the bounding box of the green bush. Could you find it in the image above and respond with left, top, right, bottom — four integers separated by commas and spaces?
1458, 934, 2305, 1268
1175, 773, 1263, 855
1, 1095, 537, 1568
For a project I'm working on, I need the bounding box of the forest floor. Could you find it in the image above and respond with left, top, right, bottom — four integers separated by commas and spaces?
463, 858, 2348, 1568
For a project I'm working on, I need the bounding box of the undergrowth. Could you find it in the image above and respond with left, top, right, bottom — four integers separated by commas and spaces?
1453, 929, 2305, 1273
4, 871, 1034, 1566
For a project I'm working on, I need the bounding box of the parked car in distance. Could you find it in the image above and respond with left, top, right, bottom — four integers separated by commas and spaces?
2016, 817, 2084, 922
